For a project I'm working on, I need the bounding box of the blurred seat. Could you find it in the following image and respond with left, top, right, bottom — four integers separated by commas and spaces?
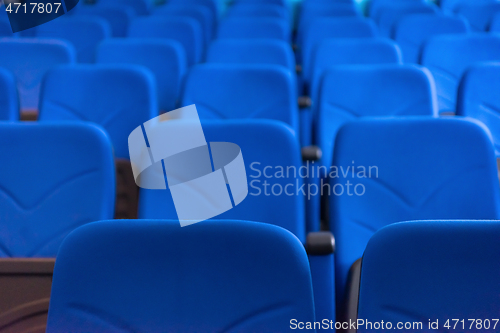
39, 64, 157, 160
139, 120, 306, 241
357, 221, 500, 331
169, 0, 219, 22
309, 38, 402, 100
301, 17, 378, 90
73, 4, 136, 37
394, 14, 469, 63
439, 0, 496, 13
153, 4, 214, 46
0, 39, 76, 111
0, 68, 19, 121
490, 11, 500, 31
46, 219, 316, 332
456, 2, 500, 31
98, 0, 151, 15
375, 2, 439, 37
128, 16, 203, 65
97, 39, 187, 112
181, 64, 299, 136
316, 65, 438, 171
36, 17, 112, 63
39, 64, 157, 219
297, 2, 360, 47
0, 121, 115, 332
421, 34, 500, 114
226, 3, 289, 20
457, 63, 500, 156
233, 0, 289, 6
217, 17, 290, 41
369, 0, 426, 19
0, 18, 15, 37
206, 39, 295, 73
330, 117, 500, 317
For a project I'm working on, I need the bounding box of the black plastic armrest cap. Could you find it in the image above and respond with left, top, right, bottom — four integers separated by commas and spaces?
302, 145, 322, 162
306, 231, 335, 255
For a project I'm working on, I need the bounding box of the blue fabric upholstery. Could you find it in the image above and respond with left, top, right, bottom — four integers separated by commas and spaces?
0, 68, 19, 121
217, 17, 290, 41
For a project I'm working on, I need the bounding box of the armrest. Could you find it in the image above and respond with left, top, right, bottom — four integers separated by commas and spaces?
298, 96, 312, 109
302, 145, 322, 162
295, 64, 302, 74
337, 258, 362, 333
306, 232, 335, 328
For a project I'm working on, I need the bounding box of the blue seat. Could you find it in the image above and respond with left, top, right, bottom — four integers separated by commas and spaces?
297, 2, 360, 48
128, 16, 203, 65
233, 0, 289, 6
330, 117, 500, 312
0, 39, 76, 111
358, 221, 500, 331
457, 63, 500, 156
301, 17, 378, 88
153, 4, 214, 46
39, 65, 157, 159
369, 0, 426, 19
206, 39, 295, 73
97, 39, 187, 112
226, 3, 289, 20
36, 17, 112, 63
0, 122, 115, 257
421, 34, 500, 114
169, 0, 219, 22
491, 11, 500, 31
181, 64, 299, 137
0, 68, 18, 121
316, 65, 437, 170
73, 4, 136, 37
139, 119, 306, 241
46, 219, 315, 332
456, 2, 500, 31
309, 38, 402, 100
0, 18, 15, 37
439, 0, 496, 13
375, 2, 439, 37
394, 14, 469, 63
98, 0, 151, 15
217, 17, 290, 41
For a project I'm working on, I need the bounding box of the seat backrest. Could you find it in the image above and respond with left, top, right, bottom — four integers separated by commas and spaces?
0, 68, 19, 121
153, 4, 214, 46
0, 19, 15, 38
0, 122, 115, 257
38, 64, 157, 159
376, 2, 438, 37
316, 65, 437, 169
394, 13, 469, 63
421, 34, 500, 114
358, 220, 500, 330
36, 17, 111, 63
302, 17, 378, 84
226, 3, 289, 20
97, 39, 187, 112
330, 117, 500, 306
181, 64, 299, 134
46, 219, 315, 332
439, 0, 496, 13
457, 63, 500, 155
310, 38, 402, 100
234, 0, 288, 6
128, 16, 203, 65
73, 4, 136, 37
369, 0, 425, 19
490, 11, 500, 31
296, 2, 360, 47
217, 17, 290, 41
138, 119, 306, 242
206, 39, 295, 73
169, 0, 219, 21
99, 0, 150, 15
0, 39, 76, 110
456, 2, 500, 31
